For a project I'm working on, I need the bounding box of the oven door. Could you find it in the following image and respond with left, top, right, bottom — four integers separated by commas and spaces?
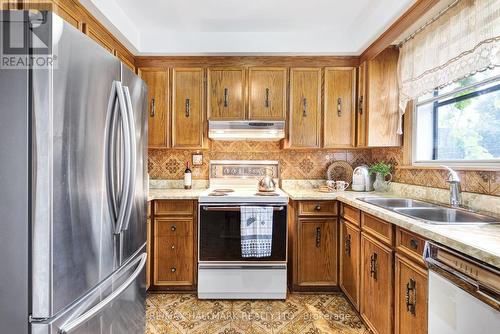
198, 204, 287, 263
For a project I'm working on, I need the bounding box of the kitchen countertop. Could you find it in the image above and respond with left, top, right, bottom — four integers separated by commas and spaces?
283, 187, 500, 269
148, 188, 206, 201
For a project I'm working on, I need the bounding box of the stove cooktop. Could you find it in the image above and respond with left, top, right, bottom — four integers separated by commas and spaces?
198, 187, 289, 204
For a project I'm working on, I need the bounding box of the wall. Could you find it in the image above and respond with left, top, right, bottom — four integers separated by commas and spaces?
149, 141, 372, 181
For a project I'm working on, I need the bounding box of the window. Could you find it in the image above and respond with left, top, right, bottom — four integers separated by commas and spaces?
413, 68, 500, 167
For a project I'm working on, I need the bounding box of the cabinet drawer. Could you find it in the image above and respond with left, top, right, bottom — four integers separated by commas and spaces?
155, 200, 194, 216
155, 217, 193, 237
341, 204, 360, 226
396, 228, 426, 266
298, 201, 338, 216
361, 213, 393, 245
154, 236, 194, 286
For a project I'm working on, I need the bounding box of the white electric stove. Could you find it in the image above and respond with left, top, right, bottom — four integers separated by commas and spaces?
197, 160, 289, 300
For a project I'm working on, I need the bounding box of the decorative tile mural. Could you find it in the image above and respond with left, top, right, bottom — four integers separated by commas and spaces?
148, 143, 498, 196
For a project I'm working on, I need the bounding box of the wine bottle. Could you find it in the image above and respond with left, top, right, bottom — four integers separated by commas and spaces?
184, 161, 192, 190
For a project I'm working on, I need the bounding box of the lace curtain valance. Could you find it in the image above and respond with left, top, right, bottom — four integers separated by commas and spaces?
397, 0, 500, 134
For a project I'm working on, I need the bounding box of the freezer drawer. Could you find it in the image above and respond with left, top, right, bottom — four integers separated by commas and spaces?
32, 250, 147, 334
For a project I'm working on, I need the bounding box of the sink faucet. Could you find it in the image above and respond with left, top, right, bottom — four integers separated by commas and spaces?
441, 165, 462, 208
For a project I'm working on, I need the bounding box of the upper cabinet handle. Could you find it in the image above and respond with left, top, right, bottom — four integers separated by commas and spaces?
302, 97, 307, 117
337, 97, 342, 117
223, 88, 229, 107
358, 96, 363, 115
150, 98, 156, 117
265, 88, 270, 108
185, 98, 190, 117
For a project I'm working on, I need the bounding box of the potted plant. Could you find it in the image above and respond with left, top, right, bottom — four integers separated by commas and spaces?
369, 162, 393, 192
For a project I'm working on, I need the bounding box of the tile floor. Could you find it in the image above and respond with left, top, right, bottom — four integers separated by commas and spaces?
146, 293, 368, 334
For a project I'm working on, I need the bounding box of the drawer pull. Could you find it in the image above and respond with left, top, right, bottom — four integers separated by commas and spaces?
171, 225, 177, 231
315, 227, 321, 248
409, 238, 418, 250
171, 267, 176, 273
345, 234, 351, 256
315, 205, 321, 211
405, 278, 417, 315
370, 253, 378, 280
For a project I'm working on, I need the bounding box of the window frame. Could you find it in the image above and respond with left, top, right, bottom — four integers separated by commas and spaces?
412, 72, 500, 169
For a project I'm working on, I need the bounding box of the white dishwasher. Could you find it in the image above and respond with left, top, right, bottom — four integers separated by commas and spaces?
424, 242, 500, 334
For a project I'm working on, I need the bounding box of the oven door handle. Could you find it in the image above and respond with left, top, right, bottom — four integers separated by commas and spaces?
202, 206, 285, 212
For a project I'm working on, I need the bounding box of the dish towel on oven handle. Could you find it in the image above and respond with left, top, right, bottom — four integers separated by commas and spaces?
240, 206, 273, 258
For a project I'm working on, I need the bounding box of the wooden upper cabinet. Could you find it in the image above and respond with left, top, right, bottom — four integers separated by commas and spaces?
140, 69, 169, 148
288, 68, 322, 148
395, 254, 428, 334
358, 47, 402, 147
361, 233, 394, 334
248, 67, 287, 120
297, 218, 338, 287
172, 68, 204, 148
324, 67, 356, 148
208, 68, 245, 120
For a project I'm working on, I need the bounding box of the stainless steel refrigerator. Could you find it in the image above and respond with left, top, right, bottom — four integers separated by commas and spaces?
0, 11, 148, 334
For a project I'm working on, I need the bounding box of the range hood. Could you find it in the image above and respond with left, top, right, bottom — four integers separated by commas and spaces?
208, 120, 285, 141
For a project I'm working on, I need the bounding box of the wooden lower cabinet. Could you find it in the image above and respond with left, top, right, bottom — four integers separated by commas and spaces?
296, 218, 338, 288
151, 200, 197, 291
395, 254, 428, 334
361, 232, 394, 334
339, 219, 360, 310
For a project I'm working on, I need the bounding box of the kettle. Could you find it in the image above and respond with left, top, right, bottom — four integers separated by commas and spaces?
352, 165, 375, 191
258, 170, 277, 192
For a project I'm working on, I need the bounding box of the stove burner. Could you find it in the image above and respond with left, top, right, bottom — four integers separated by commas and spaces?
213, 188, 235, 193
208, 192, 228, 196
255, 192, 279, 196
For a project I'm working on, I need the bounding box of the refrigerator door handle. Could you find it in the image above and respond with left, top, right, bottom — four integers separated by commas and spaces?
105, 82, 119, 223
121, 86, 136, 232
114, 82, 132, 234
58, 252, 147, 334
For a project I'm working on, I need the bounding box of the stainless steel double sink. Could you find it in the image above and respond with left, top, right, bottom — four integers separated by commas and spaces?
357, 197, 499, 225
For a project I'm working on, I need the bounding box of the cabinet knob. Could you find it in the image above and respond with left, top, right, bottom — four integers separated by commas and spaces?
171, 225, 177, 231
171, 267, 176, 273
409, 239, 418, 250
171, 245, 175, 250
315, 205, 321, 211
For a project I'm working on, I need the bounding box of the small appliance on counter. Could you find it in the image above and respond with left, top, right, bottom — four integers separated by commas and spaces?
352, 165, 375, 191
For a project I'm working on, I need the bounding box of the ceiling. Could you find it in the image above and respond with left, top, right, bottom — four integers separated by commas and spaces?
80, 0, 417, 55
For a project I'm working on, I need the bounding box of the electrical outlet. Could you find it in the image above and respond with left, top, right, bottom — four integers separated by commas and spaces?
192, 153, 203, 166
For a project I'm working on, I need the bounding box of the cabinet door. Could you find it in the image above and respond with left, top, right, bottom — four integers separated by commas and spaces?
248, 67, 287, 120
340, 219, 360, 310
146, 217, 151, 290
140, 69, 169, 148
366, 47, 401, 147
172, 68, 204, 148
395, 255, 428, 334
356, 62, 367, 147
153, 217, 194, 286
208, 68, 245, 120
289, 68, 321, 148
361, 233, 393, 334
324, 67, 356, 148
297, 218, 337, 286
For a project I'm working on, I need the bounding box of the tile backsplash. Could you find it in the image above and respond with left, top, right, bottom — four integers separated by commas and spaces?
148, 141, 371, 181
148, 142, 499, 197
